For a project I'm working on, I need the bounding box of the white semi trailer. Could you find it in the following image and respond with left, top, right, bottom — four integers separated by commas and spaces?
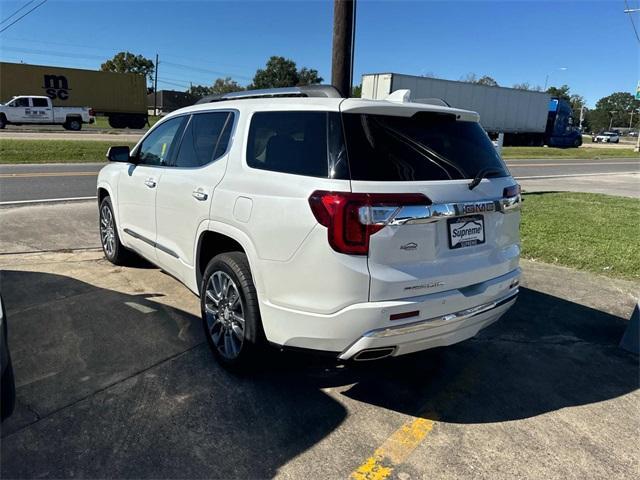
361, 73, 582, 147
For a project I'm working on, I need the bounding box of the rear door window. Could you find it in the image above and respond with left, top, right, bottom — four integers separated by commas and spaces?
342, 112, 508, 181
246, 111, 348, 179
174, 112, 233, 168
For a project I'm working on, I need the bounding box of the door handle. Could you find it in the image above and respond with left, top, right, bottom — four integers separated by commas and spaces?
192, 189, 208, 201
144, 178, 157, 188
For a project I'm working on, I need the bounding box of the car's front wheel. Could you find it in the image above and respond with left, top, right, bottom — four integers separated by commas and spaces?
99, 196, 131, 265
201, 252, 265, 370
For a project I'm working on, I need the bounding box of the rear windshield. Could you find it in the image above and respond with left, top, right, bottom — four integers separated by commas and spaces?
341, 112, 509, 182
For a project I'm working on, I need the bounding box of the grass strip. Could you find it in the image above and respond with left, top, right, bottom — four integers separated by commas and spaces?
521, 192, 639, 281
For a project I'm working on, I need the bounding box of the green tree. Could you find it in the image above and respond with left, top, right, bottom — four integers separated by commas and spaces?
594, 92, 640, 131
461, 73, 498, 86
188, 84, 214, 97
546, 85, 571, 101
211, 77, 245, 95
250, 56, 323, 89
296, 67, 323, 86
512, 82, 543, 91
351, 84, 362, 98
101, 51, 154, 82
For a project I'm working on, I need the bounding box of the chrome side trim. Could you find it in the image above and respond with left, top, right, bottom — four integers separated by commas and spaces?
123, 228, 179, 259
363, 289, 519, 339
388, 195, 521, 226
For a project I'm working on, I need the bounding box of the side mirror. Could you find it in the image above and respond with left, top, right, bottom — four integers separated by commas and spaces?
106, 146, 131, 163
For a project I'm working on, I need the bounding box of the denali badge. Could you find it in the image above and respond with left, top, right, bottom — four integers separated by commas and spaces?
404, 281, 445, 291
400, 242, 418, 250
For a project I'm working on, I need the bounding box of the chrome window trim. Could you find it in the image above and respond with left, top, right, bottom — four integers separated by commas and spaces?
131, 109, 239, 170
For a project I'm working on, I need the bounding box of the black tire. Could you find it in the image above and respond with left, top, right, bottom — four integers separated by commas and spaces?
65, 117, 82, 131
108, 115, 126, 129
573, 138, 581, 148
0, 115, 6, 129
1, 356, 15, 421
99, 196, 132, 265
201, 252, 265, 370
127, 115, 147, 130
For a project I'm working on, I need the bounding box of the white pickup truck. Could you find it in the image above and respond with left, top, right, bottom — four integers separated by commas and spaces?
0, 95, 95, 131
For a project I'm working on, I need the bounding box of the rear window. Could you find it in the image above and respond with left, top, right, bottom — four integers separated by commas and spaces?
342, 112, 509, 182
246, 111, 349, 178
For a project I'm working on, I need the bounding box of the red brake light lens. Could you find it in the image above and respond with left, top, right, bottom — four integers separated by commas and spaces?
308, 191, 430, 255
503, 184, 521, 197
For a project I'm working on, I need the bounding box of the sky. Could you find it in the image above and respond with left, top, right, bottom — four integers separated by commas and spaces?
0, 0, 638, 107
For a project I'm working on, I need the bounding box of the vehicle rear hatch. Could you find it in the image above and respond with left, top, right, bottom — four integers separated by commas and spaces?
339, 99, 521, 302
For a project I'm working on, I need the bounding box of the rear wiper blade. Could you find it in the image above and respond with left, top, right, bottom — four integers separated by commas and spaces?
468, 167, 504, 190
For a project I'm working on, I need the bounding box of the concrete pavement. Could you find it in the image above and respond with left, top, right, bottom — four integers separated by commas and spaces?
0, 201, 638, 478
0, 248, 637, 479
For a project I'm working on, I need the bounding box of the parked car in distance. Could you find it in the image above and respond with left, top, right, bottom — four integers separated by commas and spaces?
1, 295, 15, 421
0, 95, 94, 130
97, 86, 521, 369
592, 131, 620, 143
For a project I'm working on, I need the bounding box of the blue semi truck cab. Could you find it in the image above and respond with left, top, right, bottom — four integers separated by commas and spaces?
545, 98, 583, 148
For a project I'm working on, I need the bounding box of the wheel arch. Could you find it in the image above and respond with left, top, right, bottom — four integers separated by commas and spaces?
195, 224, 263, 297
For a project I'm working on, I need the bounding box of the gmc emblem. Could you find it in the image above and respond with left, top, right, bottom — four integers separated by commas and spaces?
462, 202, 496, 214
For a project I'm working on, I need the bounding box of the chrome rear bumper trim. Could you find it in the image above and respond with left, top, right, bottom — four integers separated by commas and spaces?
363, 289, 519, 339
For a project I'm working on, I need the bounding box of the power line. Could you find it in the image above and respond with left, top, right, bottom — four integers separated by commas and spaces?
0, 0, 48, 34
0, 0, 37, 25
624, 0, 640, 43
162, 60, 252, 81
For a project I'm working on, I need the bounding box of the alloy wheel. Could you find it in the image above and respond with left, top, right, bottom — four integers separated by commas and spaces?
100, 205, 116, 257
204, 271, 245, 360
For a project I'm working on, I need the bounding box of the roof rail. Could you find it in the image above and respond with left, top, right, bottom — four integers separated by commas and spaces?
195, 85, 342, 104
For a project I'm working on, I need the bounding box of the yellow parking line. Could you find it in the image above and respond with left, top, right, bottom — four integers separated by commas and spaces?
350, 414, 437, 480
0, 171, 98, 178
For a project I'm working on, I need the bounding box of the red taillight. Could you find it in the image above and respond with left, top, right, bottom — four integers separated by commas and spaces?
89, 108, 95, 117
503, 184, 521, 197
308, 191, 430, 255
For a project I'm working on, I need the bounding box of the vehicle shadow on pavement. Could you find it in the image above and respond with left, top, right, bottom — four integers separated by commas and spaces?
0, 270, 347, 479
338, 286, 639, 424
1, 269, 638, 479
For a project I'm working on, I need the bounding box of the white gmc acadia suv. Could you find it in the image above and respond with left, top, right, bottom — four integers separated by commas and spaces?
97, 85, 521, 368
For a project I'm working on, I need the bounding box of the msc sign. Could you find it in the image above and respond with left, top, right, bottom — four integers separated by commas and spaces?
42, 74, 70, 100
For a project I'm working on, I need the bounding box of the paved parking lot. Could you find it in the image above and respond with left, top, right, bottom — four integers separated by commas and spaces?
0, 242, 638, 478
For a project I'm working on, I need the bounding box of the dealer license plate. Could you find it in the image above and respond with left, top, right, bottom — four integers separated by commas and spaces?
448, 215, 485, 249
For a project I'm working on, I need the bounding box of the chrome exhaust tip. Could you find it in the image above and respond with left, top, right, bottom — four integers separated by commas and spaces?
352, 347, 396, 361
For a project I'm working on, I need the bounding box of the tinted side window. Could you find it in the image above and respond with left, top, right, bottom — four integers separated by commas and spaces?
137, 117, 185, 166
15, 98, 29, 107
246, 111, 348, 179
32, 98, 49, 107
174, 112, 232, 168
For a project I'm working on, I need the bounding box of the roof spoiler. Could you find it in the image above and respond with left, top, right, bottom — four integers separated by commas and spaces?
195, 85, 342, 104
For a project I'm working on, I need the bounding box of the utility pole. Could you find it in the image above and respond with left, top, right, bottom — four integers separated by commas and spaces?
153, 53, 159, 117
608, 111, 617, 131
331, 0, 356, 98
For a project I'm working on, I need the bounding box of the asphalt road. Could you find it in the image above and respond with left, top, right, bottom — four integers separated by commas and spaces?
0, 157, 638, 203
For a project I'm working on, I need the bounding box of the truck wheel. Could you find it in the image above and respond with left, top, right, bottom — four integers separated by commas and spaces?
127, 115, 147, 129
0, 115, 6, 129
573, 138, 581, 148
65, 118, 82, 131
108, 115, 125, 129
201, 252, 266, 371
